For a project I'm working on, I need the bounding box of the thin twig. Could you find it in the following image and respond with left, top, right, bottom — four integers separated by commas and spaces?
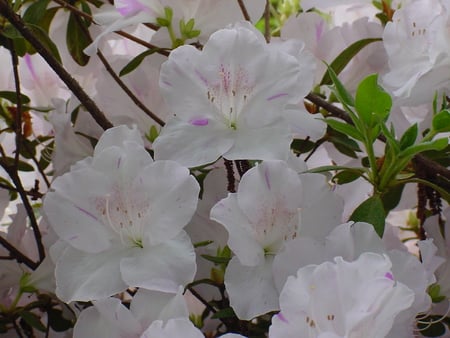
0, 0, 113, 130
97, 51, 165, 126
264, 0, 271, 43
0, 158, 45, 263
115, 31, 170, 56
9, 40, 22, 168
0, 236, 38, 269
237, 0, 251, 21
0, 182, 44, 199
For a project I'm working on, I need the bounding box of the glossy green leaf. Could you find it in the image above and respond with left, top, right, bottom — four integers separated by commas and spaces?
355, 74, 392, 127
320, 38, 381, 86
27, 23, 62, 63
326, 65, 355, 107
23, 0, 50, 25
0, 91, 31, 104
399, 123, 418, 150
325, 118, 364, 141
119, 49, 159, 77
21, 311, 46, 332
349, 195, 386, 237
432, 109, 450, 133
400, 138, 448, 159
66, 12, 91, 66
332, 170, 364, 184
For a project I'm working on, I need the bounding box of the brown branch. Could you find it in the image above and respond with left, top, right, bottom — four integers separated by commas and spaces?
237, 0, 251, 21
0, 236, 38, 269
0, 158, 45, 263
97, 51, 165, 126
0, 0, 113, 130
264, 0, 271, 43
0, 182, 44, 199
9, 41, 22, 168
115, 31, 170, 56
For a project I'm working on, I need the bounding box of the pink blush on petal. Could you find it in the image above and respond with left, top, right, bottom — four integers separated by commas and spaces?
190, 118, 209, 126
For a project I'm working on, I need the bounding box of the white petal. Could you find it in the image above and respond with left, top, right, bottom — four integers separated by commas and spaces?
154, 117, 234, 167
225, 256, 279, 320
141, 318, 203, 338
55, 245, 128, 302
121, 231, 196, 293
210, 194, 264, 266
137, 160, 199, 245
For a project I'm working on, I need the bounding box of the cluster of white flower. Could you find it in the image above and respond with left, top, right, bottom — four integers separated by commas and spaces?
0, 0, 449, 337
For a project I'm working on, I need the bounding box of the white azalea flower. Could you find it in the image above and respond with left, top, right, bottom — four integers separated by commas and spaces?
154, 23, 309, 167
74, 287, 190, 338
43, 125, 199, 302
270, 253, 415, 338
210, 160, 342, 319
382, 0, 450, 105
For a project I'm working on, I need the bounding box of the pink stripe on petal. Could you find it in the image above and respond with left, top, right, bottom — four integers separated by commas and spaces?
277, 312, 289, 323
267, 93, 288, 101
190, 118, 209, 126
385, 272, 394, 280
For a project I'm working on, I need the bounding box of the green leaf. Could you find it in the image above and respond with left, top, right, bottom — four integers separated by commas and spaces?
332, 170, 364, 184
432, 109, 450, 133
291, 138, 316, 154
185, 18, 195, 32
354, 74, 392, 127
21, 311, 46, 332
211, 307, 236, 319
201, 254, 231, 265
306, 165, 366, 174
23, 0, 50, 26
349, 195, 386, 237
320, 38, 381, 86
399, 123, 418, 150
66, 12, 91, 66
326, 65, 355, 107
418, 320, 446, 337
193, 240, 213, 248
164, 6, 173, 21
1, 24, 23, 39
399, 138, 448, 159
0, 91, 30, 104
325, 119, 364, 141
1, 157, 34, 171
48, 309, 74, 332
380, 184, 405, 213
27, 23, 62, 63
428, 284, 446, 303
119, 49, 159, 77
156, 17, 170, 27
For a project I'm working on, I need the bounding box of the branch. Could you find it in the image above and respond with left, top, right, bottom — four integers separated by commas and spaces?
237, 0, 251, 21
97, 51, 165, 126
264, 0, 271, 43
0, 0, 113, 130
0, 159, 45, 263
0, 236, 38, 269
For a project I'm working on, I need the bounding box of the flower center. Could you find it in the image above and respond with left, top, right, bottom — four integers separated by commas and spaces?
100, 191, 146, 248
205, 64, 253, 129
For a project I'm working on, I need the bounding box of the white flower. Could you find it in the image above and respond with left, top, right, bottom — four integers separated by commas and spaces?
382, 0, 450, 105
43, 125, 199, 302
154, 23, 308, 167
74, 287, 191, 338
269, 253, 415, 338
210, 160, 342, 319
